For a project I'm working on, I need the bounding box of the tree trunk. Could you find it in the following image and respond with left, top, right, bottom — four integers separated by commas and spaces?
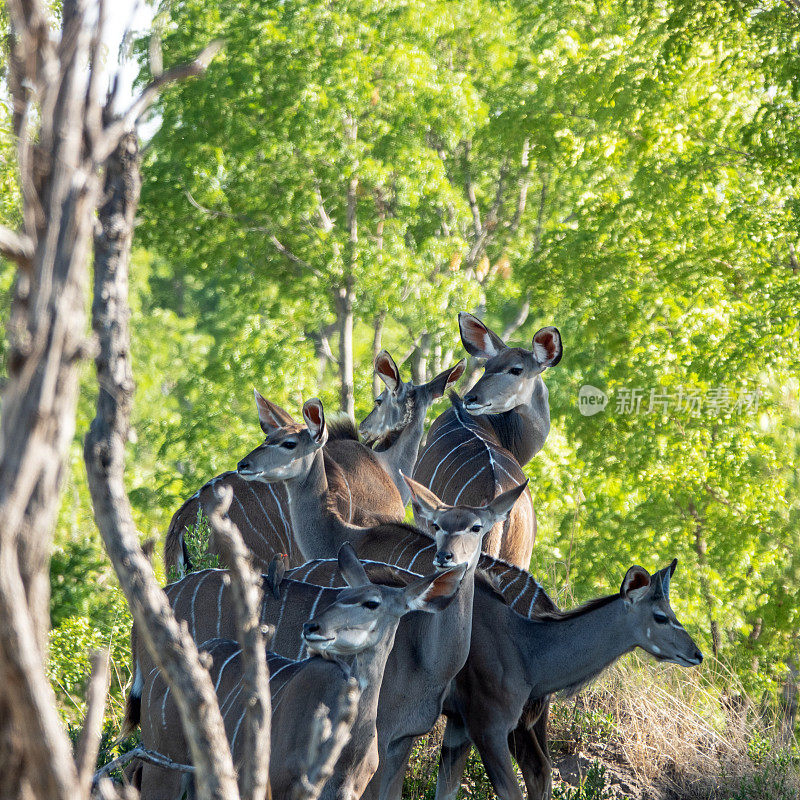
336, 280, 356, 420
84, 130, 239, 800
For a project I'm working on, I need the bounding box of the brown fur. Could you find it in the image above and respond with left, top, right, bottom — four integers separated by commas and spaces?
164, 442, 404, 575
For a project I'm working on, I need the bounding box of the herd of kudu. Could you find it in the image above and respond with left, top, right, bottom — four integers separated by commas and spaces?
124, 312, 704, 800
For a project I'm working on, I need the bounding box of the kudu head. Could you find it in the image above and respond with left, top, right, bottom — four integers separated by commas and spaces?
302, 543, 465, 657
620, 559, 703, 667
359, 351, 465, 448
237, 392, 327, 482
458, 312, 562, 415
402, 474, 529, 570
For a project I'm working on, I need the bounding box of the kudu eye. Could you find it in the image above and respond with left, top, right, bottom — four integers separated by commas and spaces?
430, 522, 440, 532
280, 440, 297, 450
374, 397, 383, 406
508, 366, 524, 375
362, 599, 380, 610
653, 611, 669, 624
471, 524, 482, 533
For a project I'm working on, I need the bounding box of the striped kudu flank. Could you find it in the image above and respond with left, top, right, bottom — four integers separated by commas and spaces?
413, 312, 563, 569
164, 390, 404, 576
236, 397, 525, 569
127, 486, 523, 800
359, 351, 465, 505
137, 546, 464, 800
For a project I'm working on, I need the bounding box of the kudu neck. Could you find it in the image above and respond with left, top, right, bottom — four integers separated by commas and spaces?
374, 391, 429, 505
284, 448, 359, 560
484, 375, 550, 466
513, 596, 634, 697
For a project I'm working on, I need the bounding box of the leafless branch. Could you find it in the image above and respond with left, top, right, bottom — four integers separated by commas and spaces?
502, 298, 531, 341
99, 41, 223, 161
292, 679, 360, 800
0, 226, 35, 267
84, 132, 239, 800
93, 746, 195, 786
509, 139, 530, 233
206, 486, 271, 800
76, 649, 111, 796
463, 140, 482, 236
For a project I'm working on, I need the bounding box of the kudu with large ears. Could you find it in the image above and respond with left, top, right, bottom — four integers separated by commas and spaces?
163, 388, 405, 576
403, 473, 528, 570
136, 545, 463, 800
360, 351, 465, 504
436, 559, 703, 800
413, 313, 562, 568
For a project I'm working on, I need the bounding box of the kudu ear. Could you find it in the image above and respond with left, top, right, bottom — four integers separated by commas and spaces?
375, 350, 402, 394
302, 398, 327, 445
403, 564, 466, 613
265, 553, 288, 600
531, 326, 563, 368
424, 359, 466, 400
401, 472, 447, 522
486, 480, 528, 524
653, 558, 678, 601
337, 543, 370, 588
458, 312, 507, 359
254, 389, 295, 434
620, 566, 652, 606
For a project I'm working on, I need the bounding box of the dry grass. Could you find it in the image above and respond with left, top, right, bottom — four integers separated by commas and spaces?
549, 653, 800, 799
401, 656, 799, 799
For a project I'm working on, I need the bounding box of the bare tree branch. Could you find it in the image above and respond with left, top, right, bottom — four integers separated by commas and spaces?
291, 680, 360, 800
206, 486, 272, 800
84, 131, 239, 800
76, 649, 111, 796
98, 41, 223, 162
93, 746, 196, 787
0, 226, 34, 267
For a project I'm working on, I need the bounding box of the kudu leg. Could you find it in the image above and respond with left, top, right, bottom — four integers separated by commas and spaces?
434, 717, 473, 800
509, 704, 553, 800
374, 735, 416, 800
471, 726, 526, 800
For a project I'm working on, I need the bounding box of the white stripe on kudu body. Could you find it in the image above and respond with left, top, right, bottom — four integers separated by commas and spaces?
413, 314, 564, 569
137, 549, 463, 800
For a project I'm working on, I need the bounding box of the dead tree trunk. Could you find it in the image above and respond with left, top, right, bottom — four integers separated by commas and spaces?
84, 130, 239, 800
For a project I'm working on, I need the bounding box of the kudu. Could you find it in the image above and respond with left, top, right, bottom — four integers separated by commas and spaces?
413, 312, 563, 569
360, 351, 465, 505
126, 479, 526, 800
435, 559, 703, 800
137, 545, 463, 800
164, 389, 405, 576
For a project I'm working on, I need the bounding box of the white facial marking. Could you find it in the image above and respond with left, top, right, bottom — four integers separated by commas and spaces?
647, 627, 651, 639
651, 644, 662, 655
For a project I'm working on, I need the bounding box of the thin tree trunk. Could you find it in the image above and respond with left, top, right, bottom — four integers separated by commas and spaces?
84, 131, 239, 800
337, 280, 356, 420
689, 502, 720, 657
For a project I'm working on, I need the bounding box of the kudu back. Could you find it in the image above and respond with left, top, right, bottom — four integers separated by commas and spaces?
164, 389, 404, 576
137, 545, 463, 800
413, 312, 563, 568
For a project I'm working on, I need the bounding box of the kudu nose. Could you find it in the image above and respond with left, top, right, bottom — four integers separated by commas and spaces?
694, 649, 703, 664
435, 550, 454, 567
303, 621, 320, 637
464, 394, 478, 405
237, 458, 251, 472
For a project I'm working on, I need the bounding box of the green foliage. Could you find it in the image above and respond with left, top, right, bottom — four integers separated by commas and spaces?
166, 511, 220, 583
47, 592, 132, 725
